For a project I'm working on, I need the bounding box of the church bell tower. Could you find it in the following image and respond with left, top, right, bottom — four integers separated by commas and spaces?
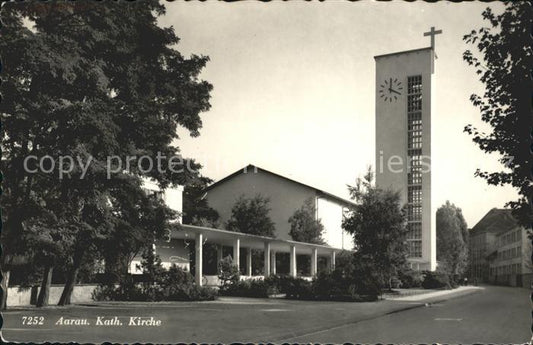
374, 27, 442, 271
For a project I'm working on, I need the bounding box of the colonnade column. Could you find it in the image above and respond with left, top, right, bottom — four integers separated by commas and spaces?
217, 245, 223, 264
233, 238, 240, 271
264, 242, 271, 277
311, 248, 318, 276
290, 245, 297, 277
246, 247, 252, 276
195, 233, 203, 286
270, 251, 277, 275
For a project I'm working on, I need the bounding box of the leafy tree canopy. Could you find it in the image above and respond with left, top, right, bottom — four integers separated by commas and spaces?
288, 197, 325, 244
0, 0, 212, 307
226, 194, 276, 237
436, 201, 468, 280
342, 169, 408, 287
182, 176, 220, 227
463, 2, 533, 227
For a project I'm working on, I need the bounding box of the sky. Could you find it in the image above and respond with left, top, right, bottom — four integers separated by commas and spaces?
159, 1, 517, 228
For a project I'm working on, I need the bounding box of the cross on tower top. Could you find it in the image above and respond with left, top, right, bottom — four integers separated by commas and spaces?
423, 26, 443, 49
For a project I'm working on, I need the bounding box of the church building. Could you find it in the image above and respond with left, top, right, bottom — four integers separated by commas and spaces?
205, 164, 354, 249
137, 28, 445, 280
132, 168, 349, 286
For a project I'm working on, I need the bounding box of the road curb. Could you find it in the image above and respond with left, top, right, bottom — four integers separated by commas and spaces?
387, 286, 484, 302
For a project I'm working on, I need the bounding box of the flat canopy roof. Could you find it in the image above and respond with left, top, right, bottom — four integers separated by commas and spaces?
172, 224, 348, 256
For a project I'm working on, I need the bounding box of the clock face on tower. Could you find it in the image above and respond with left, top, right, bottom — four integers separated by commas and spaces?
379, 77, 403, 102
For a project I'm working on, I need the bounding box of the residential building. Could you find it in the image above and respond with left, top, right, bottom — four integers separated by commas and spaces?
488, 224, 531, 287
469, 208, 531, 287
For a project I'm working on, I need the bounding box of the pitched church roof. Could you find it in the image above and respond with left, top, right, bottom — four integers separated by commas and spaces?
470, 208, 520, 236
205, 164, 357, 207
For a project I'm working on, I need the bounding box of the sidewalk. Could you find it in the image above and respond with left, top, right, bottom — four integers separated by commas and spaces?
386, 286, 484, 302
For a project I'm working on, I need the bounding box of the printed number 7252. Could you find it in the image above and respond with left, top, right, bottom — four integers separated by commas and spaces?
22, 316, 44, 325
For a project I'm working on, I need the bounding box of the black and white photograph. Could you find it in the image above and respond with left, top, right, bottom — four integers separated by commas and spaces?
0, 0, 531, 343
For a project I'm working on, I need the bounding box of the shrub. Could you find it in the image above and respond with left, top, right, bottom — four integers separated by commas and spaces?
284, 277, 314, 300
217, 253, 381, 302
218, 256, 240, 288
264, 275, 315, 299
163, 266, 217, 301
398, 268, 424, 288
335, 253, 382, 298
389, 276, 402, 289
421, 270, 451, 289
220, 279, 270, 298
265, 269, 380, 302
92, 284, 119, 302
92, 265, 217, 302
264, 274, 296, 295
448, 274, 461, 288
218, 256, 272, 298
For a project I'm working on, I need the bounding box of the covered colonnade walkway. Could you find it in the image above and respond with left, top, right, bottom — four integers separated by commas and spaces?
173, 224, 344, 286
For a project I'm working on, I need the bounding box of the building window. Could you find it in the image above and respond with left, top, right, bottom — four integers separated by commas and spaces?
407, 75, 422, 112
406, 75, 423, 253
408, 205, 422, 221
407, 95, 422, 112
410, 154, 422, 170
408, 240, 422, 258
408, 186, 422, 204
407, 76, 423, 186
408, 112, 422, 130
408, 75, 422, 94
407, 222, 422, 240
408, 148, 422, 157
408, 171, 422, 185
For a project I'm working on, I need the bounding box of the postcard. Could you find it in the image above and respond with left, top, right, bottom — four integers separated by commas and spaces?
1, 1, 530, 343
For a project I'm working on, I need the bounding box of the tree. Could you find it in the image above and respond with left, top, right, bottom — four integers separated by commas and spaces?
463, 2, 533, 227
0, 1, 212, 308
226, 194, 276, 237
182, 176, 220, 227
97, 179, 177, 287
288, 198, 325, 244
342, 169, 408, 291
436, 201, 469, 282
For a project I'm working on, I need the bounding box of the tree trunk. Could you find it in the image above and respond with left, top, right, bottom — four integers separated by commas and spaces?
1, 270, 10, 310
58, 266, 79, 306
58, 249, 84, 306
36, 266, 54, 307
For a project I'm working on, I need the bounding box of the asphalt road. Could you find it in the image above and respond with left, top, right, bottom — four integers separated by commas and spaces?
2, 285, 529, 343
287, 285, 531, 344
